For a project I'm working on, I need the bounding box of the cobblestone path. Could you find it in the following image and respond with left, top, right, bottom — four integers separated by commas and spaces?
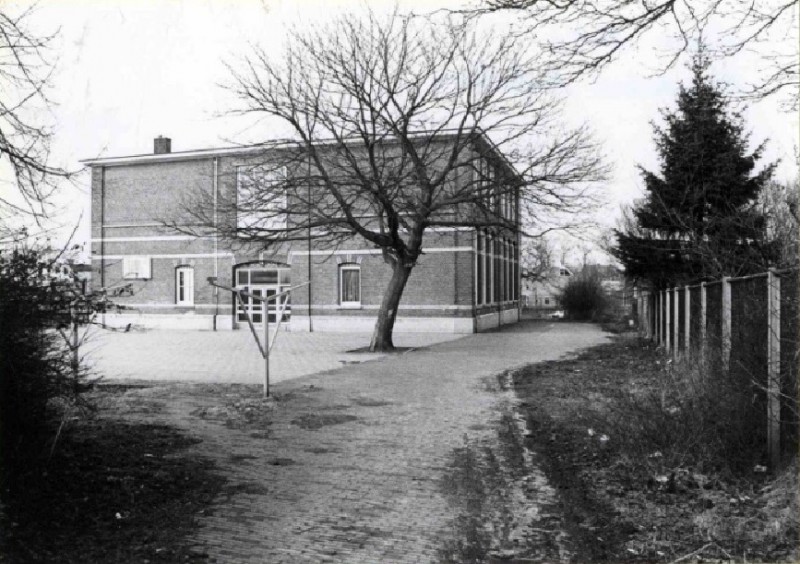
86, 328, 462, 385
106, 321, 609, 563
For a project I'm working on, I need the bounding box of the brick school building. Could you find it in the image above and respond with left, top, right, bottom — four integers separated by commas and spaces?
85, 134, 522, 333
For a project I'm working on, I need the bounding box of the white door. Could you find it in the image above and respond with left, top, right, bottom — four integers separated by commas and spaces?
235, 267, 291, 325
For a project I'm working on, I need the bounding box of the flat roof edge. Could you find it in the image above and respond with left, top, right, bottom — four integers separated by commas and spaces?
80, 131, 520, 177
80, 143, 277, 167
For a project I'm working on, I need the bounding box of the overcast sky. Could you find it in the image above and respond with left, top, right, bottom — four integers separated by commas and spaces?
11, 0, 799, 254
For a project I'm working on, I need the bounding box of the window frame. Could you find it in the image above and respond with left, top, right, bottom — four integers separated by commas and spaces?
175, 266, 194, 306
485, 232, 494, 304
236, 164, 288, 231
338, 263, 362, 308
122, 256, 151, 280
476, 230, 484, 306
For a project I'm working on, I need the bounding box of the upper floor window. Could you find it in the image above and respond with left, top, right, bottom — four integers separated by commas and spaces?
175, 266, 194, 306
339, 264, 361, 307
122, 256, 151, 279
476, 230, 484, 306
236, 165, 288, 230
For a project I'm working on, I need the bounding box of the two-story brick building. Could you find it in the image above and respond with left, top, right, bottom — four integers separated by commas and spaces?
84, 134, 522, 333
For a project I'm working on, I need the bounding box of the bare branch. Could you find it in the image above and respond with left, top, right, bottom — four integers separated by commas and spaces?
463, 0, 798, 111
0, 6, 75, 236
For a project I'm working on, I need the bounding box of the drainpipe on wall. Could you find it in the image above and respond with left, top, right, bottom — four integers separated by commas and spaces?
307, 153, 313, 332
473, 229, 478, 334
100, 166, 106, 327
454, 230, 459, 309
213, 157, 219, 330
516, 185, 522, 321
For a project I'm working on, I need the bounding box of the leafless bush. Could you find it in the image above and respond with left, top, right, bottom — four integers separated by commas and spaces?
597, 354, 770, 476
694, 461, 799, 558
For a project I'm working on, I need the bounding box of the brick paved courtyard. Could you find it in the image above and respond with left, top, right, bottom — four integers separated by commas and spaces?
85, 328, 463, 385
93, 321, 610, 563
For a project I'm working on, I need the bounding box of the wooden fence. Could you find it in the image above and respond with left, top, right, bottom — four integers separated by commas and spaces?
637, 267, 799, 470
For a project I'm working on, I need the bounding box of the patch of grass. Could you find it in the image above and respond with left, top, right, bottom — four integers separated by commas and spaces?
291, 413, 359, 430
0, 419, 225, 563
191, 395, 277, 430
512, 336, 799, 562
350, 396, 393, 407
693, 463, 799, 560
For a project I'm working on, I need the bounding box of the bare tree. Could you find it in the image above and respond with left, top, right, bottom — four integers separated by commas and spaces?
0, 6, 72, 239
468, 0, 799, 110
178, 11, 606, 351
520, 237, 554, 282
759, 178, 799, 268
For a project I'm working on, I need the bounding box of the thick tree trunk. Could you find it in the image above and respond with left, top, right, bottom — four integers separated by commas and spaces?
369, 259, 412, 352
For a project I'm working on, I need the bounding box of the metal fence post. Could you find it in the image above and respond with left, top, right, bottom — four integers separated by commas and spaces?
655, 292, 660, 343
700, 282, 707, 364
263, 303, 270, 398
767, 269, 781, 470
673, 286, 680, 361
684, 285, 691, 359
636, 293, 642, 337
722, 276, 731, 372
665, 289, 671, 354
661, 289, 665, 346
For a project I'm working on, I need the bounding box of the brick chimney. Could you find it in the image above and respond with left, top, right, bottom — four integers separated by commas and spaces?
154, 135, 171, 154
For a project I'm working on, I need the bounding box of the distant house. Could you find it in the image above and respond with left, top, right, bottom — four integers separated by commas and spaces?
524, 262, 637, 320
576, 263, 636, 319
522, 265, 573, 314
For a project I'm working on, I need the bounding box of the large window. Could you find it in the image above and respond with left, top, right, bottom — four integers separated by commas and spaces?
501, 239, 506, 301
505, 239, 512, 301
175, 266, 194, 306
513, 241, 519, 301
485, 233, 493, 304
494, 237, 501, 303
236, 165, 288, 230
476, 231, 484, 305
339, 264, 361, 307
123, 256, 151, 279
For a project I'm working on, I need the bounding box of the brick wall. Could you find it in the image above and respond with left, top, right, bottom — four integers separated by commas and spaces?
88, 139, 521, 330
289, 230, 477, 318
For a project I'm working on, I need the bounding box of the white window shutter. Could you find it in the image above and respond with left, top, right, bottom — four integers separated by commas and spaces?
123, 256, 151, 279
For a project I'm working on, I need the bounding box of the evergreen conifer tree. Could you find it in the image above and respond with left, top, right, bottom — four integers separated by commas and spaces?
614, 49, 776, 289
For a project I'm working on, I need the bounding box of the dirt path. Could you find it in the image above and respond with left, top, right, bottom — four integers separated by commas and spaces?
105, 321, 609, 563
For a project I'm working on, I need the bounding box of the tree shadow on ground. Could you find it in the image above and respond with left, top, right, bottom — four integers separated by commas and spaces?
0, 419, 225, 563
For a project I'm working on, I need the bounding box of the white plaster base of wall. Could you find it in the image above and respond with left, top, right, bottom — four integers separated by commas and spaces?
99, 309, 519, 334
476, 312, 499, 332
99, 313, 234, 331
476, 307, 519, 332
502, 308, 520, 324
289, 315, 476, 334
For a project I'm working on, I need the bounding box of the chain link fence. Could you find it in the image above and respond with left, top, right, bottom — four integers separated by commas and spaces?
639, 268, 799, 469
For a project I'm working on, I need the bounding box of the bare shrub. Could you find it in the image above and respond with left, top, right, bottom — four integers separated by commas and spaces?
597, 354, 768, 476
694, 461, 799, 559
558, 273, 607, 321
